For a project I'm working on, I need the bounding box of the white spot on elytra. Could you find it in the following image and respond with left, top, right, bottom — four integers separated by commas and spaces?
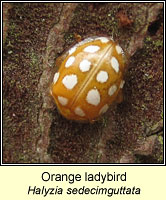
79, 59, 91, 72
74, 107, 85, 117
99, 104, 109, 115
53, 72, 59, 84
62, 74, 78, 90
96, 70, 108, 83
111, 57, 119, 73
116, 45, 124, 55
69, 37, 112, 51
77, 37, 94, 47
97, 37, 109, 43
120, 80, 125, 88
83, 45, 100, 53
58, 96, 68, 106
86, 88, 100, 106
69, 46, 77, 55
65, 56, 75, 68
108, 84, 117, 96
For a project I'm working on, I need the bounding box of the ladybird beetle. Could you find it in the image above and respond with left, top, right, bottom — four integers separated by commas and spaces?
50, 36, 126, 122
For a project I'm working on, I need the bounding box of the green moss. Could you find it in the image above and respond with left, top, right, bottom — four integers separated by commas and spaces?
64, 32, 75, 45
30, 51, 39, 66
144, 35, 163, 52
157, 135, 163, 162
3, 3, 62, 163
101, 116, 108, 128
64, 3, 123, 46
158, 135, 163, 145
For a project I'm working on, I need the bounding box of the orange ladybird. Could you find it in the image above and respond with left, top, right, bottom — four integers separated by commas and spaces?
50, 36, 126, 122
